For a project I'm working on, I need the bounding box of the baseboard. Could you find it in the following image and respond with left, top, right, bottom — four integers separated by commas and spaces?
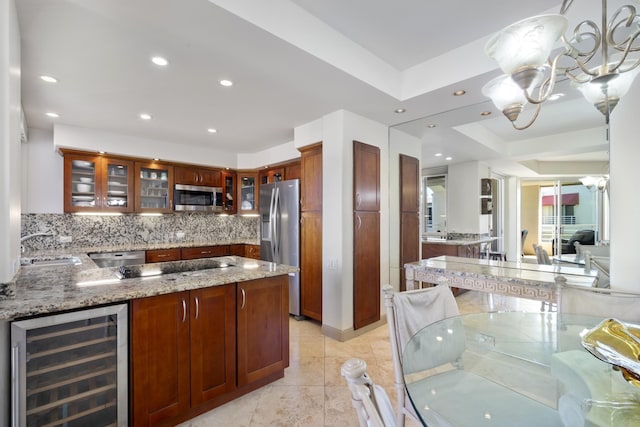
321, 314, 387, 342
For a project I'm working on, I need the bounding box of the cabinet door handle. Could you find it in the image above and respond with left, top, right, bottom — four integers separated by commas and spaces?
11, 345, 19, 427
356, 214, 362, 230
201, 250, 212, 254
157, 254, 168, 258
194, 296, 199, 320
240, 288, 246, 310
181, 298, 187, 323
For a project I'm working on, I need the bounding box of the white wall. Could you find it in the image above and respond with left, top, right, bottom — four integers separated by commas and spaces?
54, 124, 238, 169
609, 80, 640, 292
237, 140, 300, 169
1, 0, 22, 282
388, 128, 422, 290
447, 161, 491, 235
21, 128, 63, 213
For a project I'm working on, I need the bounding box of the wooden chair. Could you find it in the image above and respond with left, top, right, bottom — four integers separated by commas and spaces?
382, 284, 459, 427
341, 358, 396, 427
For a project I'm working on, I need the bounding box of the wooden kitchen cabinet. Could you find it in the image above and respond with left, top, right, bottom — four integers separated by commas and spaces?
64, 153, 135, 213
130, 285, 236, 426
237, 171, 259, 215
244, 244, 260, 259
353, 141, 380, 330
222, 170, 237, 214
236, 275, 289, 386
353, 211, 380, 329
353, 140, 380, 211
135, 162, 174, 213
299, 143, 322, 321
175, 166, 221, 187
399, 154, 420, 290
130, 292, 191, 425
259, 167, 284, 184
300, 144, 322, 212
181, 245, 230, 260
300, 211, 322, 321
146, 248, 181, 263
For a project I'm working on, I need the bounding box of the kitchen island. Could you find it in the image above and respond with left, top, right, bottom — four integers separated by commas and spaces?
1, 253, 296, 426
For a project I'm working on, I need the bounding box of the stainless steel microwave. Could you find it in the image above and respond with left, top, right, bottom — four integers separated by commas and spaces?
174, 184, 223, 212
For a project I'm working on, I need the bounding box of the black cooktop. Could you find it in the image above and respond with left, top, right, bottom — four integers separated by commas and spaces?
115, 257, 234, 279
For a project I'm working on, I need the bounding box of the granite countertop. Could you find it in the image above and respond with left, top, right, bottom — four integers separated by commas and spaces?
405, 255, 597, 288
0, 252, 296, 321
421, 237, 498, 245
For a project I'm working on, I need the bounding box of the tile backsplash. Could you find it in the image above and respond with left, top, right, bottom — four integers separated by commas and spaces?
21, 213, 259, 252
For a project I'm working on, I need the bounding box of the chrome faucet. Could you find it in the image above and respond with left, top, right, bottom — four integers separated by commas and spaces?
20, 231, 53, 253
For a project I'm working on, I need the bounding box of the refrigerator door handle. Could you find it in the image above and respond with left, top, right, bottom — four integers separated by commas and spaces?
269, 188, 277, 261
273, 187, 281, 261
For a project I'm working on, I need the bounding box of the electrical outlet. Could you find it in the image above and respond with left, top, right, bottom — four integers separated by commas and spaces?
59, 235, 72, 243
176, 231, 185, 239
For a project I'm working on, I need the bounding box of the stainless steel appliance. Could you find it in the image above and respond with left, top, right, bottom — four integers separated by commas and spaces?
174, 184, 223, 212
11, 304, 128, 427
89, 250, 146, 268
260, 179, 301, 317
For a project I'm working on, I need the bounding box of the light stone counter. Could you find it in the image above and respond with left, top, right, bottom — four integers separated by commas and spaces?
0, 254, 295, 320
405, 255, 598, 302
421, 237, 498, 245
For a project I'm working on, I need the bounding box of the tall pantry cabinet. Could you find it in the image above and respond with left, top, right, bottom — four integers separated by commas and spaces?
399, 154, 420, 290
353, 141, 381, 329
299, 143, 323, 321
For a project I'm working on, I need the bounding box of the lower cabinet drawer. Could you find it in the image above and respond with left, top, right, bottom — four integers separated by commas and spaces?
181, 245, 230, 260
146, 248, 181, 263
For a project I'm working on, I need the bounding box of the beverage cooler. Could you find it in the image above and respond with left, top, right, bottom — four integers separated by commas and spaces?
11, 304, 128, 427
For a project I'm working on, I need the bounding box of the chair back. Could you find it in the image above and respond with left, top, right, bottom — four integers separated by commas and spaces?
341, 358, 396, 427
558, 284, 640, 323
382, 285, 461, 427
533, 243, 551, 265
584, 254, 610, 288
521, 229, 528, 255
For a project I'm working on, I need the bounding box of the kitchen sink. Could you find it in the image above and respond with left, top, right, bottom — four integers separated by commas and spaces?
22, 256, 82, 267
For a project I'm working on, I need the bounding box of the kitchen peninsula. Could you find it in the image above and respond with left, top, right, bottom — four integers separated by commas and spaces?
1, 251, 296, 426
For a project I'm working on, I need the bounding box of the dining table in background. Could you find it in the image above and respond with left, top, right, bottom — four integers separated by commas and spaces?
404, 256, 597, 302
402, 312, 640, 426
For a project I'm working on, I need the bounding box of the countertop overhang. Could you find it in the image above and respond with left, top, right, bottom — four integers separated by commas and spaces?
0, 253, 296, 321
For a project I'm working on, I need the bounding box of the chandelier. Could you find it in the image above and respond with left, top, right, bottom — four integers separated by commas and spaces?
482, 0, 640, 129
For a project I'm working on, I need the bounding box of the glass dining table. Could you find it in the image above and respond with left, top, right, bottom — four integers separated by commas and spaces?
402, 312, 640, 426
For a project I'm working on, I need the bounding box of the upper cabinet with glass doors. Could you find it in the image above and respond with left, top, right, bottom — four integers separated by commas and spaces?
64, 153, 135, 213
135, 162, 174, 213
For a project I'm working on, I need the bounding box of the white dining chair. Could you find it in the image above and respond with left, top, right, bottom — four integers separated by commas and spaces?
557, 283, 640, 323
382, 284, 459, 427
341, 358, 396, 427
533, 243, 556, 311
584, 253, 610, 288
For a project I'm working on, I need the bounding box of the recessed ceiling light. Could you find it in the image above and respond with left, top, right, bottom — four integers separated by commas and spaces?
434, 153, 443, 157
219, 79, 233, 87
394, 108, 406, 114
40, 75, 58, 83
549, 93, 565, 101
98, 151, 105, 154
207, 128, 217, 133
427, 124, 437, 128
45, 112, 59, 118
480, 111, 492, 116
151, 56, 169, 66
453, 89, 466, 96
153, 158, 159, 161
139, 113, 152, 120
445, 156, 453, 161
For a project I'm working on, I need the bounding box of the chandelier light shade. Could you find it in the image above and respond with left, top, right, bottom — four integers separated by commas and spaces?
484, 0, 640, 129
486, 14, 568, 87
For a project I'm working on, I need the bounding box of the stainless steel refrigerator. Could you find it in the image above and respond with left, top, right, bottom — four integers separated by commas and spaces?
260, 179, 301, 317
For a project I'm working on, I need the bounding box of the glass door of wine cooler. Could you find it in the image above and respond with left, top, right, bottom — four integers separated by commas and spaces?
11, 304, 128, 427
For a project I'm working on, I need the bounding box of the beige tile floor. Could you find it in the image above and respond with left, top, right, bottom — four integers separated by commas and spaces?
177, 291, 542, 427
